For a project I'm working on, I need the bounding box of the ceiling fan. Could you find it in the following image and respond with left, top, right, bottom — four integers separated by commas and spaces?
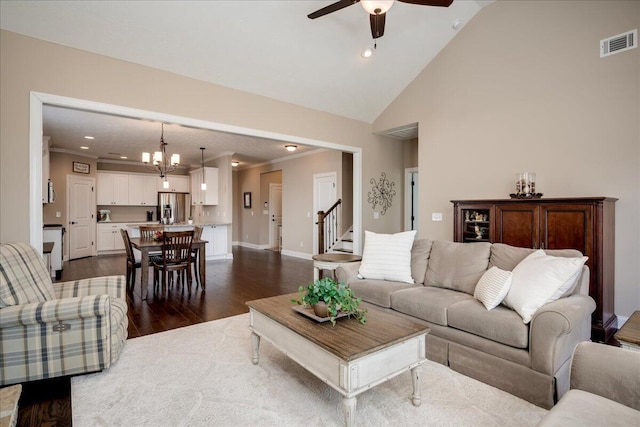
308, 0, 453, 40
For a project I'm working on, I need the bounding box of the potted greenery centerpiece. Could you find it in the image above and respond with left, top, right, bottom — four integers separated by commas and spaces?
291, 277, 367, 326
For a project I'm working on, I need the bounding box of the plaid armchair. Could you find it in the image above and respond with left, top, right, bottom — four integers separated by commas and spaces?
0, 242, 128, 386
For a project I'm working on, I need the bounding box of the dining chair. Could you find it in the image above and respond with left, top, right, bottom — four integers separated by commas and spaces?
190, 226, 204, 289
139, 224, 164, 256
152, 230, 194, 294
120, 228, 140, 292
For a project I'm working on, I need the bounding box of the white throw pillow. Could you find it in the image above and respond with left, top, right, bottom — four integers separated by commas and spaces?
504, 250, 588, 323
358, 230, 416, 284
474, 267, 512, 310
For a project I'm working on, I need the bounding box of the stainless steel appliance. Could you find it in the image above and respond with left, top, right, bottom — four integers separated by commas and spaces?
157, 192, 190, 224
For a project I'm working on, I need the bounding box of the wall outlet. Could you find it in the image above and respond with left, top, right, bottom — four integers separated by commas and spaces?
307, 211, 311, 218
55, 212, 61, 218
299, 241, 304, 247
373, 212, 379, 219
251, 211, 254, 216
432, 212, 443, 221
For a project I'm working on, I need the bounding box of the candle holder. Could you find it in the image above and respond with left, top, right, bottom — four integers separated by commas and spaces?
510, 172, 543, 199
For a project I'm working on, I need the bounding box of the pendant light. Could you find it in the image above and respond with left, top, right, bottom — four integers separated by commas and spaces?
200, 147, 206, 191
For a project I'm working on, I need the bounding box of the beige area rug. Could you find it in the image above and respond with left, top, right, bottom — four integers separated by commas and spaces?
72, 314, 547, 426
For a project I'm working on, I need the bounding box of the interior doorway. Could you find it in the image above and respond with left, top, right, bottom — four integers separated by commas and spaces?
313, 171, 337, 254
269, 183, 282, 251
405, 168, 418, 231
67, 175, 96, 259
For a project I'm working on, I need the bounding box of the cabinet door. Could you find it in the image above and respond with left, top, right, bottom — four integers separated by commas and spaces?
212, 225, 227, 256
97, 226, 115, 251
129, 175, 157, 205
540, 204, 593, 254
202, 225, 215, 256
190, 170, 203, 204
97, 173, 114, 205
112, 175, 129, 204
203, 168, 219, 205
495, 204, 540, 248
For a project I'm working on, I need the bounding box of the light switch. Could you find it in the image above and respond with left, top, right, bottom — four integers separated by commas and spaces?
374, 212, 380, 219
263, 210, 269, 215
432, 212, 443, 221
55, 212, 61, 218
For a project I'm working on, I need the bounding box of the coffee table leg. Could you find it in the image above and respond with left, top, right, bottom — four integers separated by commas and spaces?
411, 365, 423, 406
342, 396, 357, 427
251, 333, 260, 365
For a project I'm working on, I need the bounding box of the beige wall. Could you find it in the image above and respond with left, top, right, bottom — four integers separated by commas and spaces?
374, 0, 640, 317
0, 30, 407, 251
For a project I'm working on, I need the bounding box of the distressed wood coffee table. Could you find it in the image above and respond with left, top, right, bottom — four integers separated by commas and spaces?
246, 293, 429, 427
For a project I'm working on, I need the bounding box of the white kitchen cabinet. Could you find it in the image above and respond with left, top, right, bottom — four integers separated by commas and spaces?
128, 174, 158, 206
157, 175, 189, 192
201, 224, 228, 259
97, 223, 126, 252
190, 167, 218, 205
97, 173, 129, 205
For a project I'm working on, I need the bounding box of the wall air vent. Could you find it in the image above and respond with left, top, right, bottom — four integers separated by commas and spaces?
600, 29, 637, 58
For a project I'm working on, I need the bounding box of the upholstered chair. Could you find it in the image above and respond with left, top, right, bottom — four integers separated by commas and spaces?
0, 242, 128, 386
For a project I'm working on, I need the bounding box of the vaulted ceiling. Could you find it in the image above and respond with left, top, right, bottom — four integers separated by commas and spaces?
1, 0, 491, 166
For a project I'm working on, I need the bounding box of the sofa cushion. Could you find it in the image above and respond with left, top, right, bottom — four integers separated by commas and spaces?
504, 250, 588, 323
447, 299, 529, 349
348, 279, 419, 308
411, 239, 432, 285
473, 266, 512, 310
490, 243, 584, 271
425, 241, 491, 295
538, 389, 640, 427
390, 286, 474, 326
0, 242, 56, 308
358, 230, 416, 284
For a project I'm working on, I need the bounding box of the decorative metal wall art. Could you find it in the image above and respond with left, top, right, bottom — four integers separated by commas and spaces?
367, 172, 396, 215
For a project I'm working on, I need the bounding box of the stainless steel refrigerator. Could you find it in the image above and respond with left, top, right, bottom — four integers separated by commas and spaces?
157, 192, 190, 224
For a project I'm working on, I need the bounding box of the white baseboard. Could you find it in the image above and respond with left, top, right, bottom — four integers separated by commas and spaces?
235, 241, 263, 250
281, 249, 313, 260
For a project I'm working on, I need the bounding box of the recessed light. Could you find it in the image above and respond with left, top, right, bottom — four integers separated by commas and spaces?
285, 145, 297, 152
84, 135, 95, 140
80, 146, 89, 150
120, 156, 128, 159
361, 48, 373, 59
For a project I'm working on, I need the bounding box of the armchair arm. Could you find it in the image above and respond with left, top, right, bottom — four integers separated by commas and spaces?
570, 341, 640, 410
0, 295, 110, 328
529, 294, 596, 375
335, 262, 362, 285
53, 275, 127, 299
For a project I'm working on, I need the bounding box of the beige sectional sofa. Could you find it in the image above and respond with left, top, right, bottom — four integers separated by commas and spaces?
336, 240, 596, 409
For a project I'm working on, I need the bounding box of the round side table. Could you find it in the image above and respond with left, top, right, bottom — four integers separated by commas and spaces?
311, 253, 362, 281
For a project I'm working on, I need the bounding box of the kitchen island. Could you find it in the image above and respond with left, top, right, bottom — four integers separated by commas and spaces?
98, 222, 232, 260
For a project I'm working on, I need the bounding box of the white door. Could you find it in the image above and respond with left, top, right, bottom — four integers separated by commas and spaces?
313, 172, 337, 254
68, 175, 95, 259
269, 183, 283, 250
405, 168, 419, 231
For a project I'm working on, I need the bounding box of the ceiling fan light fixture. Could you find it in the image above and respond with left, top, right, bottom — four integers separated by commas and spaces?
285, 144, 297, 152
361, 47, 374, 58
361, 0, 394, 15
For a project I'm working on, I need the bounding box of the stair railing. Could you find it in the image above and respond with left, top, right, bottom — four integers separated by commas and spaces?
317, 198, 342, 254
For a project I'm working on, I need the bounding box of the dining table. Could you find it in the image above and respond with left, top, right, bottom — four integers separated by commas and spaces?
130, 237, 208, 300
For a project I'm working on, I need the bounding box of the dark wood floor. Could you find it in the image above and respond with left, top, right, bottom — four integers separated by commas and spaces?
16, 246, 314, 427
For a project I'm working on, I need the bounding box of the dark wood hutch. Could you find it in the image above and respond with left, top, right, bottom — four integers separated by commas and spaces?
451, 197, 617, 343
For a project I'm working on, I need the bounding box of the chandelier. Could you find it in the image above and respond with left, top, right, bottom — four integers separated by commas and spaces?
141, 124, 180, 179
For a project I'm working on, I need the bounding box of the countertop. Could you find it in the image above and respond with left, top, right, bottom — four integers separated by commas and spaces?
98, 221, 231, 227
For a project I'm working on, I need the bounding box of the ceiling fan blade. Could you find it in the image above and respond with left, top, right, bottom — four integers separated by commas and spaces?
369, 12, 386, 39
398, 0, 453, 6
308, 0, 360, 19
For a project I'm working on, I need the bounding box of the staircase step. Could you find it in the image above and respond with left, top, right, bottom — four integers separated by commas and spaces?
342, 238, 353, 243
332, 248, 353, 254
